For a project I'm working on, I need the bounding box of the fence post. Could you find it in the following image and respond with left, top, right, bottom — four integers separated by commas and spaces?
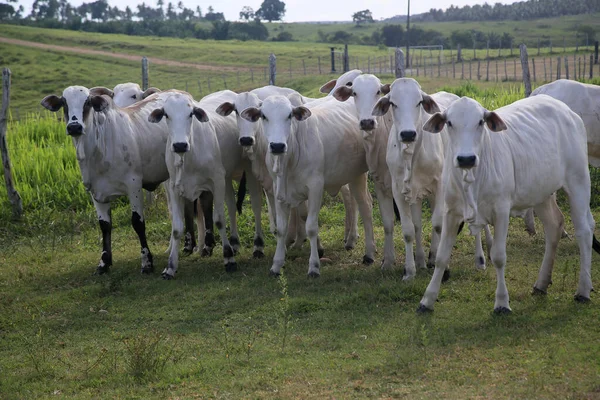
141, 56, 148, 91
477, 60, 481, 80
595, 41, 599, 64
343, 44, 349, 73
532, 58, 536, 82
318, 56, 321, 74
0, 68, 23, 219
591, 54, 594, 78
565, 56, 569, 79
330, 47, 336, 73
543, 58, 547, 81
486, 57, 490, 81
520, 45, 532, 97
395, 48, 405, 78
269, 53, 276, 85
504, 58, 508, 81
556, 56, 561, 80
457, 44, 462, 62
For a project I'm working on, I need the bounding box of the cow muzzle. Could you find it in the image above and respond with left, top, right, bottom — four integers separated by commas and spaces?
400, 130, 417, 143
172, 142, 190, 153
269, 142, 286, 155
239, 136, 255, 147
359, 119, 376, 131
456, 155, 477, 169
66, 123, 83, 136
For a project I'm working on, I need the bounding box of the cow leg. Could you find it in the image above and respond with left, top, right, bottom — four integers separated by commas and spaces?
418, 211, 462, 312
225, 180, 240, 254
195, 198, 205, 254
411, 201, 426, 270
130, 185, 154, 274
564, 180, 594, 302
164, 186, 184, 279
484, 225, 493, 256
246, 172, 265, 258
532, 196, 564, 294
340, 184, 359, 250
286, 207, 300, 247
490, 211, 511, 313
93, 200, 112, 275
306, 185, 324, 277
349, 173, 375, 265
265, 188, 277, 235
523, 208, 537, 236
214, 181, 237, 272
183, 199, 196, 256
199, 191, 215, 257
375, 184, 395, 270
393, 191, 416, 280
294, 201, 323, 256
271, 199, 291, 276
473, 231, 487, 270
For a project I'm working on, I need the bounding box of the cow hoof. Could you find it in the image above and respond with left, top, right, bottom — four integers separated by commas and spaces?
574, 294, 591, 303
94, 265, 110, 275
532, 287, 547, 296
318, 248, 325, 258
493, 307, 512, 315
416, 304, 433, 314
426, 261, 435, 269
141, 266, 154, 274
182, 247, 194, 256
253, 250, 264, 259
362, 255, 374, 265
162, 272, 174, 280
345, 244, 354, 251
225, 262, 237, 273
476, 256, 486, 270
201, 247, 213, 258
402, 274, 415, 282
442, 269, 450, 282
269, 269, 281, 277
308, 271, 320, 278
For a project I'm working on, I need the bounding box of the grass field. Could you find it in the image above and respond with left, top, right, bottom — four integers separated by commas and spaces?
1, 77, 600, 398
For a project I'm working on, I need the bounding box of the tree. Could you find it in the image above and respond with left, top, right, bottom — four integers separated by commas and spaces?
205, 5, 224, 21
239, 6, 254, 21
352, 9, 373, 26
380, 24, 403, 47
256, 0, 285, 22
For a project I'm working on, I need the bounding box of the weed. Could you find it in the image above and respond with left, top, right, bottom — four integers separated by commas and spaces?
122, 331, 181, 382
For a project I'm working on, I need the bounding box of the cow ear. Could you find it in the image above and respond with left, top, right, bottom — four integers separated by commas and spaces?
193, 106, 209, 122
241, 107, 262, 122
319, 79, 337, 94
90, 95, 110, 112
423, 112, 447, 133
333, 86, 353, 102
142, 87, 161, 99
380, 84, 391, 95
41, 95, 64, 112
292, 106, 311, 121
89, 86, 114, 98
420, 93, 441, 114
372, 96, 391, 117
484, 111, 507, 132
148, 108, 165, 123
216, 102, 235, 116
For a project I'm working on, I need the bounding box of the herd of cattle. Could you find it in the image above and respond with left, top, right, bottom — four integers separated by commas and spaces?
40, 72, 600, 313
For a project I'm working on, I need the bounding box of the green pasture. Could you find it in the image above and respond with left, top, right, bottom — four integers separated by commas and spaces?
1, 77, 600, 397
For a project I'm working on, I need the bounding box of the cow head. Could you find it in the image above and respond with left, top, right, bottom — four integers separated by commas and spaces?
372, 78, 440, 145
333, 74, 390, 134
113, 83, 161, 107
240, 95, 311, 155
217, 92, 262, 148
423, 96, 507, 169
319, 69, 362, 95
148, 92, 208, 154
41, 86, 111, 137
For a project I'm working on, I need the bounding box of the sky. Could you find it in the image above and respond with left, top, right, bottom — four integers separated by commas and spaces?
17, 0, 522, 22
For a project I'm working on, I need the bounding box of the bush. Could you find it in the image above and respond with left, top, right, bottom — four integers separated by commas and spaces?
272, 31, 293, 41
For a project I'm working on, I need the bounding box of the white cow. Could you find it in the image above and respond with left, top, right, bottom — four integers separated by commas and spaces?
419, 95, 597, 313
332, 74, 397, 270
148, 91, 238, 278
532, 79, 600, 167
90, 83, 161, 108
41, 87, 172, 274
241, 95, 376, 276
369, 78, 487, 279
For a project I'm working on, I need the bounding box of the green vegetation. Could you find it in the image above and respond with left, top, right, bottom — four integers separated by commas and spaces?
1, 81, 600, 398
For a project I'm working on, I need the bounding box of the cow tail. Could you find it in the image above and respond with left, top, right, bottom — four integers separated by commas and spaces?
236, 171, 247, 215
593, 234, 600, 255
393, 200, 401, 222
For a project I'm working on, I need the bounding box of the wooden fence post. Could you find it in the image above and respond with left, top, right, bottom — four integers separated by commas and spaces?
486, 58, 490, 81
269, 53, 276, 85
591, 54, 594, 78
0, 68, 23, 219
343, 44, 349, 73
565, 56, 569, 79
141, 56, 148, 91
556, 57, 561, 80
477, 60, 481, 80
543, 58, 547, 81
504, 58, 508, 81
520, 45, 532, 97
395, 48, 405, 78
532, 58, 536, 82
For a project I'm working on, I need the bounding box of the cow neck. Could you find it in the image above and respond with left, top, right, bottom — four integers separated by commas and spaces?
78, 109, 118, 164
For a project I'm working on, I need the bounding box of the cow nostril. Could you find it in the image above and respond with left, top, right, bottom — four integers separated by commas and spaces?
400, 130, 417, 142
457, 155, 477, 168
269, 142, 286, 154
239, 137, 254, 147
66, 123, 83, 136
360, 119, 375, 130
173, 142, 189, 153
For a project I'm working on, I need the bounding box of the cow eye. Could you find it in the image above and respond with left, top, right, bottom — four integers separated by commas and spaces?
262, 115, 268, 121
288, 113, 292, 119
189, 112, 193, 118
131, 95, 137, 99
164, 113, 169, 119
376, 90, 381, 95
447, 121, 452, 127
346, 82, 352, 87
352, 92, 356, 97
234, 109, 239, 115
478, 119, 484, 126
